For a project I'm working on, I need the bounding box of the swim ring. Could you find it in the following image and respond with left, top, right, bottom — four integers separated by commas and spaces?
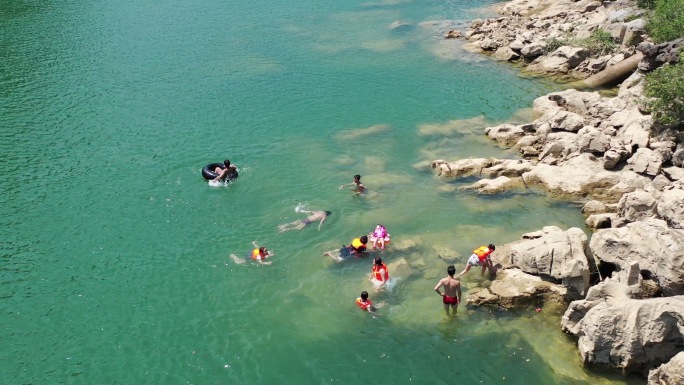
201, 163, 239, 181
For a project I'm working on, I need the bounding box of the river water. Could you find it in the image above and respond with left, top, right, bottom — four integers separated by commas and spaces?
1, 0, 642, 383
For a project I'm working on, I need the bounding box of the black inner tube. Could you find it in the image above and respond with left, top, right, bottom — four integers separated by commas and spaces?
202, 163, 238, 181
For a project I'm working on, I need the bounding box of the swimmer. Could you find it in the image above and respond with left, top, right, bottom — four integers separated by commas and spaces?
230, 241, 274, 265
278, 210, 331, 232
370, 257, 389, 290
369, 224, 389, 250
324, 235, 368, 262
339, 174, 365, 194
356, 291, 377, 313
434, 265, 462, 316
457, 244, 496, 277
212, 159, 238, 182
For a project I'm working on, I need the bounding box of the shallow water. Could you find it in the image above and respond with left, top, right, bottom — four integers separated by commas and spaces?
1, 0, 642, 383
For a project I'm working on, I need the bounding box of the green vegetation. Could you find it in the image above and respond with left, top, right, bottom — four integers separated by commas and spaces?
636, 0, 656, 9
643, 0, 684, 43
544, 29, 617, 55
644, 59, 684, 127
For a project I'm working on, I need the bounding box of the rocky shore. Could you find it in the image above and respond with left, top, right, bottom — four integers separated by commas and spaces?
434, 0, 684, 382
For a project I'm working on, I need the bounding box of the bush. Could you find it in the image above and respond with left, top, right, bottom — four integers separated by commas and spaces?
544, 29, 617, 55
544, 38, 565, 54
636, 0, 656, 9
644, 59, 684, 127
647, 0, 684, 43
581, 29, 618, 55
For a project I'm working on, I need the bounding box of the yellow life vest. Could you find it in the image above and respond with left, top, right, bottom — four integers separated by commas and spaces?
351, 238, 365, 249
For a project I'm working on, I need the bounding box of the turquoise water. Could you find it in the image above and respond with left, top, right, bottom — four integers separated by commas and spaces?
1, 0, 642, 384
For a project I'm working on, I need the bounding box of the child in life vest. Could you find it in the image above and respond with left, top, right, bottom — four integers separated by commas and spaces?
370, 257, 389, 289
229, 241, 274, 265
356, 291, 376, 312
369, 224, 389, 250
250, 241, 274, 265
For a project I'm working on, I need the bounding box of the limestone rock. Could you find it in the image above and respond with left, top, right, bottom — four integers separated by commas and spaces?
493, 46, 520, 61
466, 268, 568, 309
648, 352, 684, 385
657, 188, 684, 229
628, 147, 664, 176
618, 189, 658, 223
568, 296, 684, 374
486, 124, 526, 147
590, 220, 684, 296
504, 226, 591, 295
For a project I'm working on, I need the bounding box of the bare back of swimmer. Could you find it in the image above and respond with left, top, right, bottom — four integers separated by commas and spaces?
213, 159, 238, 182
278, 210, 331, 232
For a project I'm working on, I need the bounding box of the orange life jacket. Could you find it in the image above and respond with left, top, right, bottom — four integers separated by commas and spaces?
473, 246, 493, 262
251, 248, 262, 260
372, 263, 389, 281
356, 297, 372, 310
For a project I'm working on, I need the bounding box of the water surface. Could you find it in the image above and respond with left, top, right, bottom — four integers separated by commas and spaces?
1, 0, 641, 383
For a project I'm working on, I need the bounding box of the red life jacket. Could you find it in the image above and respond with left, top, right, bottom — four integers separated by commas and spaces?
372, 263, 389, 281
356, 298, 372, 310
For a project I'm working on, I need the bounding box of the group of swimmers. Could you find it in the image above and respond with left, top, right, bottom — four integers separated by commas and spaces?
218, 167, 498, 316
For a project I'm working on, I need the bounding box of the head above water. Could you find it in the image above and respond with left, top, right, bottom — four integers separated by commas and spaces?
488, 244, 496, 251
374, 257, 382, 265
360, 291, 369, 300
259, 247, 267, 254
360, 235, 368, 244
223, 159, 231, 167
353, 174, 361, 181
448, 265, 456, 276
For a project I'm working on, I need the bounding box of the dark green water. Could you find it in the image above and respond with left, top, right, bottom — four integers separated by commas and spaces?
1, 0, 642, 384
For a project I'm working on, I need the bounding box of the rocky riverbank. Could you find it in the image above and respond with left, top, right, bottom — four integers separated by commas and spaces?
434, 0, 684, 381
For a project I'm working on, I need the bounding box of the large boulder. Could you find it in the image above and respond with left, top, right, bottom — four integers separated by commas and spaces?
564, 296, 684, 375
657, 188, 684, 229
618, 189, 659, 223
466, 268, 568, 309
628, 147, 665, 176
522, 153, 649, 201
648, 352, 684, 385
590, 220, 684, 296
431, 158, 496, 177
503, 226, 592, 295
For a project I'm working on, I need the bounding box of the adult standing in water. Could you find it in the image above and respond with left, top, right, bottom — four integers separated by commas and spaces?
434, 265, 462, 316
277, 209, 331, 232
339, 174, 365, 194
213, 159, 238, 182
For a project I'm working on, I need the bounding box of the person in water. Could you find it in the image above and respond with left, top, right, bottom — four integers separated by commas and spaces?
369, 224, 389, 250
277, 210, 331, 232
230, 241, 274, 265
324, 235, 368, 261
212, 159, 238, 182
370, 257, 389, 290
457, 244, 496, 277
339, 174, 365, 194
434, 265, 462, 316
356, 291, 376, 313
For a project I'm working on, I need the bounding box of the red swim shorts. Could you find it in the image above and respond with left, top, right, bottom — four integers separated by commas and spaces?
443, 295, 459, 305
